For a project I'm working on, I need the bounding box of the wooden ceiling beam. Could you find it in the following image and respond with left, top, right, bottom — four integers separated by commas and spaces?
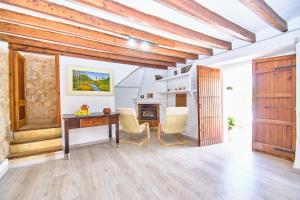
9, 44, 168, 69
0, 9, 206, 58
0, 34, 174, 68
0, 21, 185, 63
155, 0, 256, 43
239, 0, 288, 32
0, 0, 222, 51
75, 0, 231, 49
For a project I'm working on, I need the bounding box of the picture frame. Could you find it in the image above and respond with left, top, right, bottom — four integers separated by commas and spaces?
68, 66, 114, 96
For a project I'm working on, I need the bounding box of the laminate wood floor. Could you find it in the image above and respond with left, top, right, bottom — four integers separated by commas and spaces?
1, 134, 300, 200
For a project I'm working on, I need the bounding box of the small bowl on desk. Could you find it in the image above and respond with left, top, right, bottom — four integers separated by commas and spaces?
103, 108, 111, 114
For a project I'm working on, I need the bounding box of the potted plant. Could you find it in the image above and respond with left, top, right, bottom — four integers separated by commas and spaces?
228, 116, 236, 142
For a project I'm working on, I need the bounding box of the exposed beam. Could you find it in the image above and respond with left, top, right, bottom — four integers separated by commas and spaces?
0, 34, 174, 68
0, 0, 227, 50
155, 0, 256, 43
9, 44, 167, 69
239, 0, 288, 32
0, 9, 208, 57
75, 0, 231, 49
0, 21, 185, 63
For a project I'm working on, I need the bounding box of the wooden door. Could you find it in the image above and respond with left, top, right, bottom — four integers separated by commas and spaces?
10, 51, 27, 130
253, 55, 296, 161
197, 66, 223, 146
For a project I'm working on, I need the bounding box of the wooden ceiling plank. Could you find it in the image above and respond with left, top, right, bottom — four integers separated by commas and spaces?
9, 44, 168, 69
156, 0, 256, 43
0, 9, 202, 58
0, 0, 219, 51
0, 34, 174, 68
75, 0, 231, 49
239, 0, 288, 32
0, 21, 185, 63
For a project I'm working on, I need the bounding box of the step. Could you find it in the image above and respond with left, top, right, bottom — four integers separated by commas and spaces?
10, 134, 62, 145
8, 145, 63, 160
10, 138, 62, 154
12, 128, 61, 141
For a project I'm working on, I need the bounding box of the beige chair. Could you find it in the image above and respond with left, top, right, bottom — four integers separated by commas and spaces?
117, 108, 150, 145
158, 107, 189, 146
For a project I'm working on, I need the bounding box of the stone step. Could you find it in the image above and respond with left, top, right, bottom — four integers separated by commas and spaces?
12, 128, 61, 141
10, 134, 62, 145
8, 145, 63, 160
10, 138, 62, 154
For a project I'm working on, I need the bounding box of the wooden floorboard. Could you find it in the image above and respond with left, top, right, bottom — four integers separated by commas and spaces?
0, 134, 300, 200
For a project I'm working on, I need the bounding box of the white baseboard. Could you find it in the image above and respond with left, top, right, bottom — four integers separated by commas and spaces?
294, 159, 300, 170
0, 159, 9, 179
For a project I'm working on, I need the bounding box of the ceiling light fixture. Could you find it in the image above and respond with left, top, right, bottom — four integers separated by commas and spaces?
128, 37, 136, 47
141, 41, 150, 50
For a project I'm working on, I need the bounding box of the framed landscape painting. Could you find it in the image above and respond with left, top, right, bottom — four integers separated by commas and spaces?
68, 66, 114, 96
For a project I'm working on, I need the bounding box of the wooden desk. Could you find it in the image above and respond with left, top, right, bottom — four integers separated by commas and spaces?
62, 112, 119, 159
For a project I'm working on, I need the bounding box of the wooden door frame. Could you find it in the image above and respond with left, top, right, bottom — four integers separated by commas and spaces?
9, 47, 62, 131
252, 54, 296, 160
9, 49, 16, 131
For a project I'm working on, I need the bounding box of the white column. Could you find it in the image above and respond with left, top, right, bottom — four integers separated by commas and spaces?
294, 38, 300, 169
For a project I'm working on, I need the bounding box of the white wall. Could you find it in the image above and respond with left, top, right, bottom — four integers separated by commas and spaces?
294, 39, 300, 169
59, 56, 138, 145
115, 68, 143, 109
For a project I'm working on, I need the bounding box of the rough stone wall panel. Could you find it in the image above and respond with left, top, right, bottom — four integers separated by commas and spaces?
23, 54, 58, 126
0, 46, 10, 161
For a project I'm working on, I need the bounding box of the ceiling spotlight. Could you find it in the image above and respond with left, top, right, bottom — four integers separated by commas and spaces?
128, 37, 136, 47
141, 41, 150, 50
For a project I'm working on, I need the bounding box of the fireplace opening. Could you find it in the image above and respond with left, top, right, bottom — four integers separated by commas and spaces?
138, 104, 159, 127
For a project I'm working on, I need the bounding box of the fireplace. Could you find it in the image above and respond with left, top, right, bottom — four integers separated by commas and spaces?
138, 104, 159, 128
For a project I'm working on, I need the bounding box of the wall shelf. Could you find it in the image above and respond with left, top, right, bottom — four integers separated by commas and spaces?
159, 90, 189, 94
156, 72, 189, 82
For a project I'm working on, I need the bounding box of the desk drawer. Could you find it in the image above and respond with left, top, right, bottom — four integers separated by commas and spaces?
80, 117, 108, 128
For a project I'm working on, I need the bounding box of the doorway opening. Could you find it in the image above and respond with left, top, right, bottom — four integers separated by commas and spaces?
223, 62, 253, 150
9, 50, 60, 131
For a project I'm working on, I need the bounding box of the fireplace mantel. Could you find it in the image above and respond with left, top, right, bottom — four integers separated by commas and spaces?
133, 98, 166, 104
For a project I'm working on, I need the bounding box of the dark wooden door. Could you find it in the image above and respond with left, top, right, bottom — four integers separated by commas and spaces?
253, 55, 296, 161
197, 66, 223, 146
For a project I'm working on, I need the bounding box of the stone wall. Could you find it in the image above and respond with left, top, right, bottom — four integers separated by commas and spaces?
0, 45, 10, 161
23, 53, 58, 126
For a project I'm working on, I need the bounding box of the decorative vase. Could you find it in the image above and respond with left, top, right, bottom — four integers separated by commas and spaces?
103, 108, 111, 114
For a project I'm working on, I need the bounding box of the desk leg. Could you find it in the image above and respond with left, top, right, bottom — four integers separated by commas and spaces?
116, 123, 119, 145
64, 121, 70, 160
109, 124, 112, 141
